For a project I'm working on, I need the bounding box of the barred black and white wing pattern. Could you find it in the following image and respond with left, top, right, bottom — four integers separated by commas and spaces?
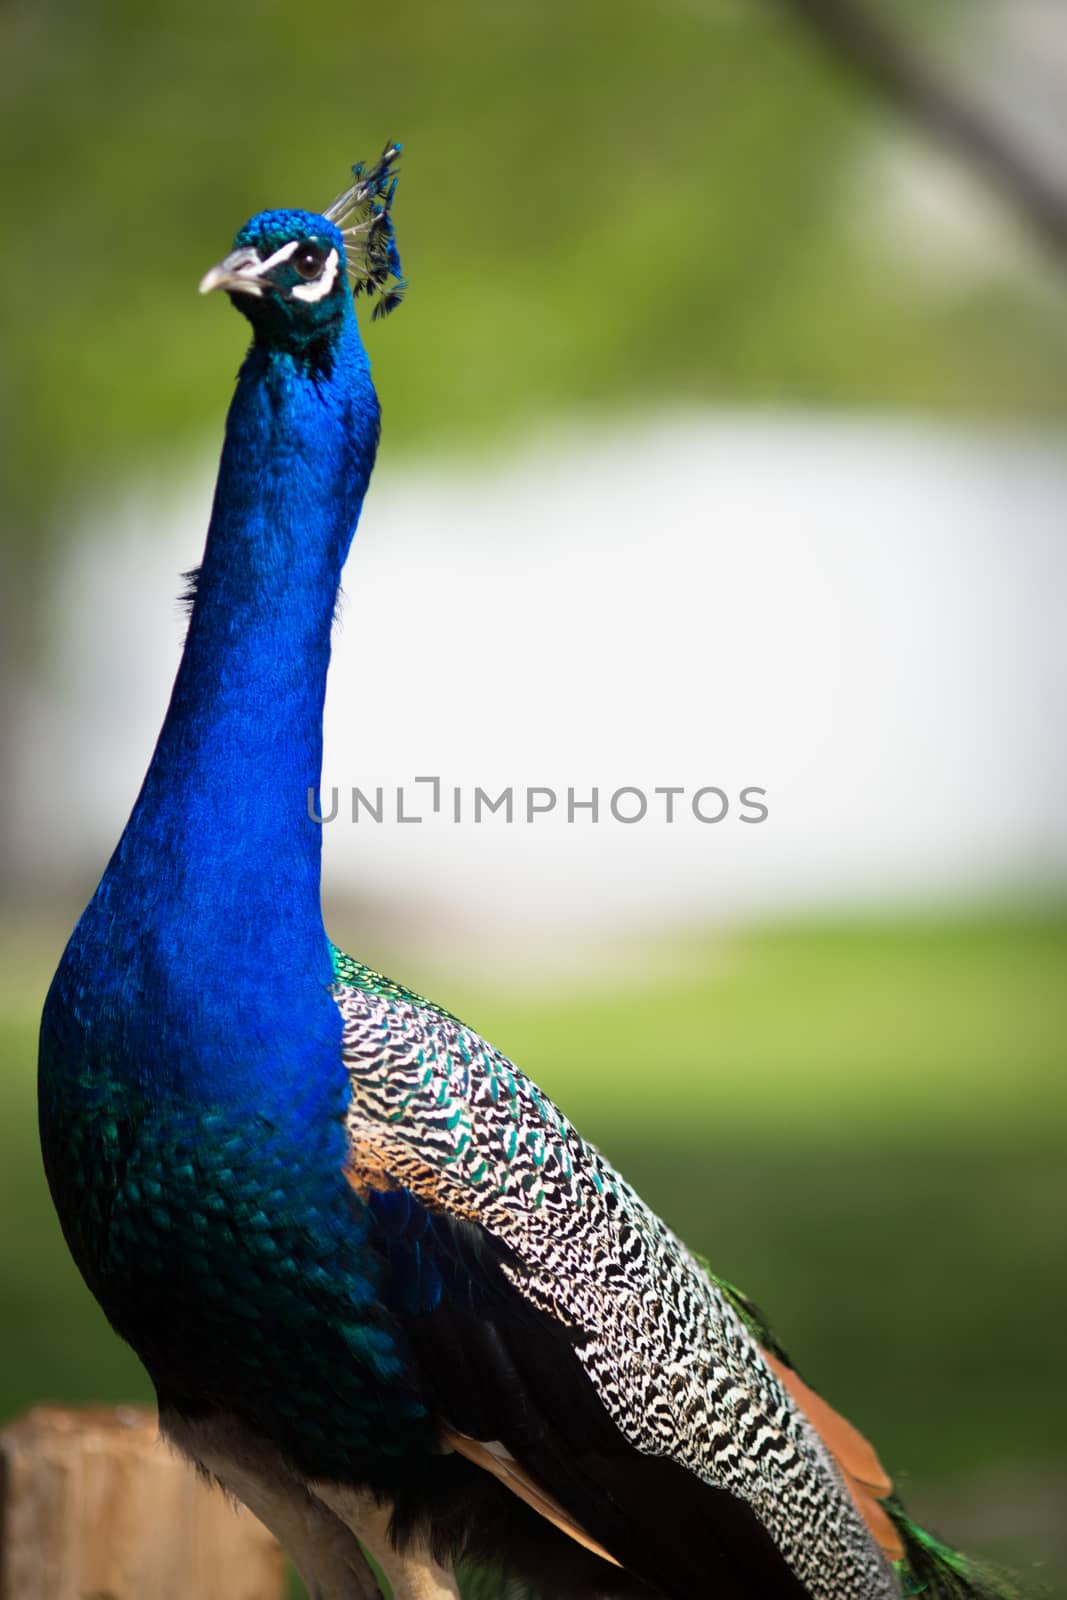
332, 955, 900, 1600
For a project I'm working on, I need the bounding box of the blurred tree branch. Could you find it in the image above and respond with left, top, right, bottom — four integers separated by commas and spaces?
769, 0, 1067, 259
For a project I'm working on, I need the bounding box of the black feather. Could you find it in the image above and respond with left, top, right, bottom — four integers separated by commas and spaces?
178, 566, 200, 616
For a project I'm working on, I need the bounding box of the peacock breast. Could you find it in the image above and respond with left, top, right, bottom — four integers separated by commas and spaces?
38, 953, 436, 1484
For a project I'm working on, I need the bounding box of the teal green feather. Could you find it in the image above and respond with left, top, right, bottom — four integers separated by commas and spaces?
886, 1501, 1023, 1600
330, 942, 461, 1023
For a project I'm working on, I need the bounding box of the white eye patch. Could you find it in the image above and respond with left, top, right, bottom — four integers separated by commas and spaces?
291, 248, 340, 304
253, 238, 303, 275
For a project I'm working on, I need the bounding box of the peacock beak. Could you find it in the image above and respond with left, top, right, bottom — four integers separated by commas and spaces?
199, 248, 266, 298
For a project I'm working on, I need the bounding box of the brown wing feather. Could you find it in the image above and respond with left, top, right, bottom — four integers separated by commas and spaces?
442, 1431, 621, 1568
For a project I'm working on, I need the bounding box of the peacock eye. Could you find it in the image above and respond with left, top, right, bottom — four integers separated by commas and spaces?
293, 243, 326, 281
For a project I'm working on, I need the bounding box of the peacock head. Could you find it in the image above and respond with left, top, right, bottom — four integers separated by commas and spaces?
199, 144, 406, 352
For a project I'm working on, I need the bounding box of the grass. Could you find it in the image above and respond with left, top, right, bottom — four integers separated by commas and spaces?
441, 912, 1067, 1141
3, 907, 1064, 1592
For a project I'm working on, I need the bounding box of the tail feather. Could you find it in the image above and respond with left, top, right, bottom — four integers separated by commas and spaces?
887, 1499, 1023, 1600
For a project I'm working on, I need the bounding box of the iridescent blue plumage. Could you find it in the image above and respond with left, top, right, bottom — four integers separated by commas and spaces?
38, 155, 1018, 1600
39, 174, 434, 1495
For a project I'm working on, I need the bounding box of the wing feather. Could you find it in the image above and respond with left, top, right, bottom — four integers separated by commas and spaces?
333, 968, 899, 1600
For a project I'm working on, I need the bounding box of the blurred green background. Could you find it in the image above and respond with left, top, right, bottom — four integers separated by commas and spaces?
3, 0, 1066, 1595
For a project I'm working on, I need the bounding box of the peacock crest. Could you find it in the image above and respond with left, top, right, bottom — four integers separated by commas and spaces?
325, 143, 406, 320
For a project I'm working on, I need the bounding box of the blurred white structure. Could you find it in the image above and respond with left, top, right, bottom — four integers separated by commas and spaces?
23, 412, 1067, 933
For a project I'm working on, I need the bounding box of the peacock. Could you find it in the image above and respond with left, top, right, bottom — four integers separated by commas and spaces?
38, 147, 1017, 1600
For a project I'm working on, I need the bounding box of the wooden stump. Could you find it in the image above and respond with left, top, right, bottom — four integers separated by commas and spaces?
0, 1405, 285, 1600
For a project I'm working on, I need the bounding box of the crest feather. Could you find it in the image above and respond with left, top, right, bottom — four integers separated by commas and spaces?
325, 142, 407, 319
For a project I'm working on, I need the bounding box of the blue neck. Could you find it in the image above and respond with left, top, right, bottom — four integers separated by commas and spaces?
69, 311, 379, 1104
